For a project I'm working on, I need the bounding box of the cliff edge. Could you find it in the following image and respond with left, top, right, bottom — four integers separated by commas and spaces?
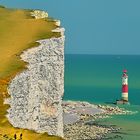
6, 10, 65, 137
0, 7, 64, 140
7, 33, 65, 137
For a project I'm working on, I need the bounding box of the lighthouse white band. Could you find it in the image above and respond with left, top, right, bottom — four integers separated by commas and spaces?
122, 92, 128, 101
122, 92, 128, 97
122, 78, 128, 85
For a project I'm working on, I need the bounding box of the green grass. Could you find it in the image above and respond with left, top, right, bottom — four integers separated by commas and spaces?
0, 7, 62, 140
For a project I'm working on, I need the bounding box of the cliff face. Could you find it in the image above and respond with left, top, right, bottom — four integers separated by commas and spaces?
6, 31, 65, 137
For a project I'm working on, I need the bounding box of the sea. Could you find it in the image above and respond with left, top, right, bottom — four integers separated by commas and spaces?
64, 54, 140, 140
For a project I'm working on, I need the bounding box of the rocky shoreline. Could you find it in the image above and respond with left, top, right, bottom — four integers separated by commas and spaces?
63, 101, 136, 140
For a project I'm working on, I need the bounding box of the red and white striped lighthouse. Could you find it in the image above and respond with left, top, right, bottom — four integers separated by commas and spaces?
122, 69, 128, 101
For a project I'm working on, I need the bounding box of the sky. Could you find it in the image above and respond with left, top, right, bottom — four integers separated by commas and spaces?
1, 0, 140, 54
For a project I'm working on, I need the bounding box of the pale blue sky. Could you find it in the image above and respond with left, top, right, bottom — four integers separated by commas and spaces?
1, 0, 140, 54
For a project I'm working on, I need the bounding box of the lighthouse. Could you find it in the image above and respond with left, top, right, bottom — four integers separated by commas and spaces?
116, 69, 129, 104
122, 69, 128, 101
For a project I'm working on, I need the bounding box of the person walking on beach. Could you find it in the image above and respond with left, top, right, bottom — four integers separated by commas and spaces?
14, 134, 17, 139
20, 133, 22, 140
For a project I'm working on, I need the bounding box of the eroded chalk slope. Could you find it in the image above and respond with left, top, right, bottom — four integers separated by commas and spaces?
6, 31, 65, 137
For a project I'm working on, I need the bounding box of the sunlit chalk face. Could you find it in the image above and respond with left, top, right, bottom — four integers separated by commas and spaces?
40, 103, 57, 117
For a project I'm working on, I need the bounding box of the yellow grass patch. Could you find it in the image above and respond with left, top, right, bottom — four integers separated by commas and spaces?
0, 7, 62, 140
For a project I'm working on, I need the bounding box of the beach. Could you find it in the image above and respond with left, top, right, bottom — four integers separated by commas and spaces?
64, 54, 140, 139
63, 101, 135, 140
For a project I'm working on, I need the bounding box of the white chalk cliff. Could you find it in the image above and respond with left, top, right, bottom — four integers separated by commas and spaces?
5, 10, 65, 137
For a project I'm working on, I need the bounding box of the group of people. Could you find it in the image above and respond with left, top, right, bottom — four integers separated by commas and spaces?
14, 133, 23, 140
1, 133, 23, 140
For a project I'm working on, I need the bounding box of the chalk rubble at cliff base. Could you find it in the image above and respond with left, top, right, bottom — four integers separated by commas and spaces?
63, 101, 136, 140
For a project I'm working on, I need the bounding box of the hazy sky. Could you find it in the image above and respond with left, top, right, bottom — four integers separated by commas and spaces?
1, 0, 140, 54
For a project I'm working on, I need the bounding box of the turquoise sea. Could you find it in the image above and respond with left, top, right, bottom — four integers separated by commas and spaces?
64, 54, 140, 140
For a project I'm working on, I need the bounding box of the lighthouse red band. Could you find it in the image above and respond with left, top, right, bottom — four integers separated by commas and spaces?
122, 69, 128, 101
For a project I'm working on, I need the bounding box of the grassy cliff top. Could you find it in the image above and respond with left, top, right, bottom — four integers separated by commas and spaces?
0, 6, 62, 140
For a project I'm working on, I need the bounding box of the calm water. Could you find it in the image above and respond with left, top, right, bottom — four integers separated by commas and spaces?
64, 54, 140, 140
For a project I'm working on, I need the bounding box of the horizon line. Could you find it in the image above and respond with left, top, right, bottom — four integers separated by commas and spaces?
65, 53, 140, 55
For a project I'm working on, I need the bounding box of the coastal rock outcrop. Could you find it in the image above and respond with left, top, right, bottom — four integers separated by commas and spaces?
62, 101, 135, 140
5, 26, 65, 137
31, 10, 48, 19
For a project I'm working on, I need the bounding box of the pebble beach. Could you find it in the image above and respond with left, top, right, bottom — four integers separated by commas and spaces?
63, 101, 136, 140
